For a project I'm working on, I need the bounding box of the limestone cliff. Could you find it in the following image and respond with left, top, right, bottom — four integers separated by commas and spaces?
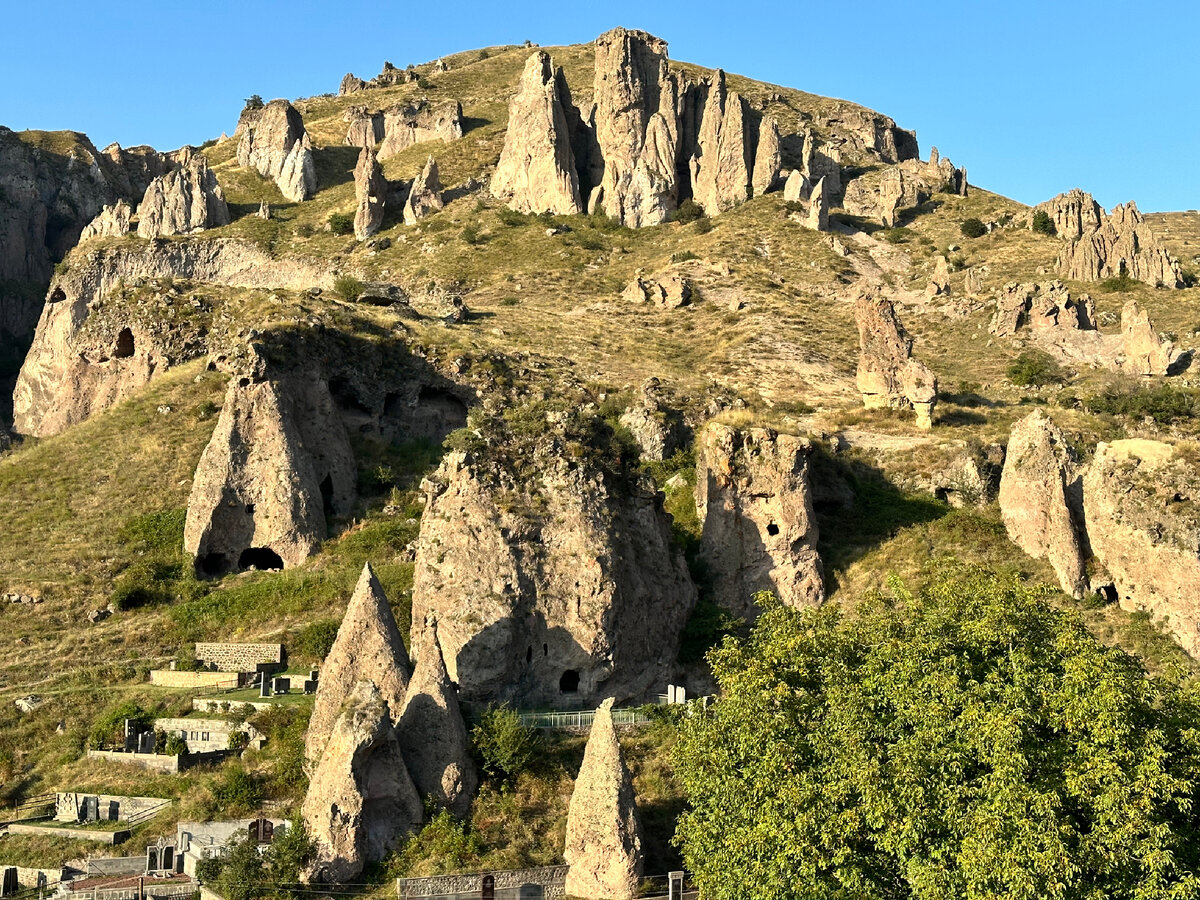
695, 422, 824, 619
236, 99, 316, 202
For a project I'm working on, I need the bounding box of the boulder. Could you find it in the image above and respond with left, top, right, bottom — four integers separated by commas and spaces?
563, 698, 643, 900
782, 169, 809, 204
183, 366, 356, 578
696, 422, 824, 619
136, 149, 231, 238
403, 156, 444, 226
396, 616, 477, 818
1120, 299, 1175, 375
236, 99, 316, 201
306, 563, 412, 766
806, 175, 828, 231
490, 51, 583, 215
998, 411, 1089, 598
964, 266, 984, 296
79, 199, 133, 242
925, 255, 950, 298
352, 148, 387, 241
302, 680, 424, 883
411, 442, 695, 708
1084, 440, 1200, 657
855, 288, 938, 428
751, 117, 782, 197
1057, 201, 1182, 287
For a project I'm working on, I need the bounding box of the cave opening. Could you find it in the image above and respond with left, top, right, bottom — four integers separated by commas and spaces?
766, 522, 779, 536
113, 328, 134, 359
238, 547, 284, 571
196, 553, 228, 577
320, 474, 335, 520
559, 670, 580, 694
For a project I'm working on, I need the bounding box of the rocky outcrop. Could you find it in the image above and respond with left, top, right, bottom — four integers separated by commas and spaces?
236, 99, 316, 202
696, 423, 824, 619
343, 105, 383, 149
855, 289, 938, 429
136, 149, 231, 238
621, 272, 691, 308
411, 436, 695, 708
1057, 200, 1182, 287
306, 563, 412, 766
926, 255, 951, 298
563, 698, 643, 900
490, 52, 583, 215
403, 156, 444, 225
353, 148, 387, 241
302, 680, 424, 884
1029, 189, 1102, 240
375, 100, 464, 160
396, 616, 477, 817
998, 411, 1088, 598
183, 363, 356, 577
782, 169, 807, 204
691, 70, 752, 216
618, 378, 685, 460
990, 280, 1094, 337
816, 105, 919, 164
842, 149, 965, 226
1121, 299, 1176, 376
751, 117, 782, 197
14, 239, 330, 436
806, 175, 828, 232
1084, 440, 1200, 658
339, 73, 368, 95
78, 200, 133, 242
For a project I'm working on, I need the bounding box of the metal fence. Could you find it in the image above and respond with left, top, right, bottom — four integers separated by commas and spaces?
513, 707, 655, 729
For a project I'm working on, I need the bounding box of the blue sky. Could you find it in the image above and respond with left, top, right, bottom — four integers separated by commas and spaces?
1, 0, 1195, 211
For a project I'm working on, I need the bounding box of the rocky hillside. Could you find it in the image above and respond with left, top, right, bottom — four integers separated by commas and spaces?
1, 24, 1199, 890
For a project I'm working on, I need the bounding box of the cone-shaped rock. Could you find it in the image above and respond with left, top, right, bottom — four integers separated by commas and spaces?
855, 287, 938, 429
353, 147, 387, 240
998, 411, 1089, 598
751, 117, 782, 197
79, 199, 133, 242
237, 99, 316, 202
490, 51, 582, 215
691, 71, 751, 215
403, 156, 444, 226
1121, 299, 1176, 375
306, 563, 411, 765
302, 680, 424, 883
396, 616, 477, 817
563, 698, 643, 900
806, 175, 829, 231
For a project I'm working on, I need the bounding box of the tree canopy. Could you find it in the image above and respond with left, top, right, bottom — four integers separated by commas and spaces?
673, 562, 1200, 899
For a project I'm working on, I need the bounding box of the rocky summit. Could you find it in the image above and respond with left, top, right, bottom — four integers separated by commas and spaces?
2, 20, 1200, 900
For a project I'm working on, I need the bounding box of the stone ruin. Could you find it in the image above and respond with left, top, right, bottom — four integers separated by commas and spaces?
695, 422, 824, 620
343, 99, 464, 160
563, 698, 643, 900
854, 287, 938, 429
1033, 189, 1182, 287
236, 99, 316, 202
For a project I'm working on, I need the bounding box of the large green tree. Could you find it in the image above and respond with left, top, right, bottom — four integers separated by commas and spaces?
674, 563, 1200, 899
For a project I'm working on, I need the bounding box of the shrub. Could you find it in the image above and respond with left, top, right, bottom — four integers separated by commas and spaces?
1085, 379, 1196, 424
694, 217, 715, 234
472, 705, 540, 779
1006, 350, 1064, 387
573, 233, 606, 251
496, 207, 528, 227
227, 731, 249, 752
880, 227, 909, 244
163, 733, 188, 756
460, 223, 483, 245
332, 275, 364, 300
294, 222, 314, 238
1031, 210, 1057, 236
671, 250, 699, 263
243, 95, 264, 112
211, 766, 264, 813
291, 618, 339, 663
960, 217, 987, 238
1099, 271, 1137, 293
328, 213, 354, 235
89, 701, 150, 749
675, 199, 706, 224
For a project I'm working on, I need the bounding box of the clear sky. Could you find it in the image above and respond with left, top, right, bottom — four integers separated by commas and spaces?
1, 0, 1195, 211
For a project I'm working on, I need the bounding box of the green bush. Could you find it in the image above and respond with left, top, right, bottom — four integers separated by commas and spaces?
294, 222, 315, 238
572, 232, 606, 251
227, 731, 249, 752
1099, 271, 1137, 293
333, 275, 364, 300
1006, 350, 1064, 387
1085, 379, 1196, 424
675, 199, 706, 224
163, 733, 188, 756
671, 250, 699, 263
89, 701, 150, 749
211, 766, 264, 813
1031, 210, 1057, 236
291, 618, 339, 663
460, 223, 483, 245
472, 706, 540, 780
959, 217, 987, 238
328, 213, 354, 235
389, 810, 484, 877
880, 227, 909, 244
496, 207, 528, 227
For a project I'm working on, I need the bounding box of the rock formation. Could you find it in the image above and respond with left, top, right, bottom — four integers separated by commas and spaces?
806, 176, 828, 231
236, 99, 316, 202
79, 200, 133, 242
14, 238, 330, 436
396, 616, 477, 817
343, 105, 383, 149
691, 70, 752, 216
998, 411, 1088, 598
782, 170, 808, 204
695, 423, 824, 619
302, 680, 424, 883
411, 439, 695, 708
622, 272, 691, 308
618, 378, 685, 460
1029, 189, 1103, 240
1121, 299, 1176, 376
352, 148, 387, 241
1084, 440, 1200, 657
964, 266, 984, 296
563, 699, 642, 900
403, 156, 444, 225
136, 149, 231, 238
926, 255, 951, 298
842, 149, 966, 225
751, 117, 782, 197
989, 280, 1095, 337
373, 100, 464, 160
339, 73, 368, 95
183, 364, 356, 578
306, 563, 411, 766
855, 289, 938, 429
1056, 200, 1182, 287
490, 51, 583, 215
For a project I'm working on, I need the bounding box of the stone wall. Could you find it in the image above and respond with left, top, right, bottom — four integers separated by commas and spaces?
86, 856, 150, 877
149, 670, 241, 689
0, 865, 65, 889
56, 793, 170, 823
6, 823, 129, 844
194, 643, 284, 672
154, 717, 259, 753
85, 749, 228, 773
397, 865, 568, 899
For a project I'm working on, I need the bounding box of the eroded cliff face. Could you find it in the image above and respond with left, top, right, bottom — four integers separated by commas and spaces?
13, 239, 329, 436
411, 424, 695, 708
696, 422, 824, 620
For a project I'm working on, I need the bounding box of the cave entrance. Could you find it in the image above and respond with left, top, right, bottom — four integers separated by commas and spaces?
766, 522, 779, 536
320, 474, 335, 521
559, 670, 580, 694
196, 552, 228, 578
113, 328, 134, 359
238, 547, 284, 571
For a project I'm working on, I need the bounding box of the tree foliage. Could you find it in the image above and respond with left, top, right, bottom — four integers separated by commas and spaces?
674, 562, 1200, 899
471, 705, 540, 780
